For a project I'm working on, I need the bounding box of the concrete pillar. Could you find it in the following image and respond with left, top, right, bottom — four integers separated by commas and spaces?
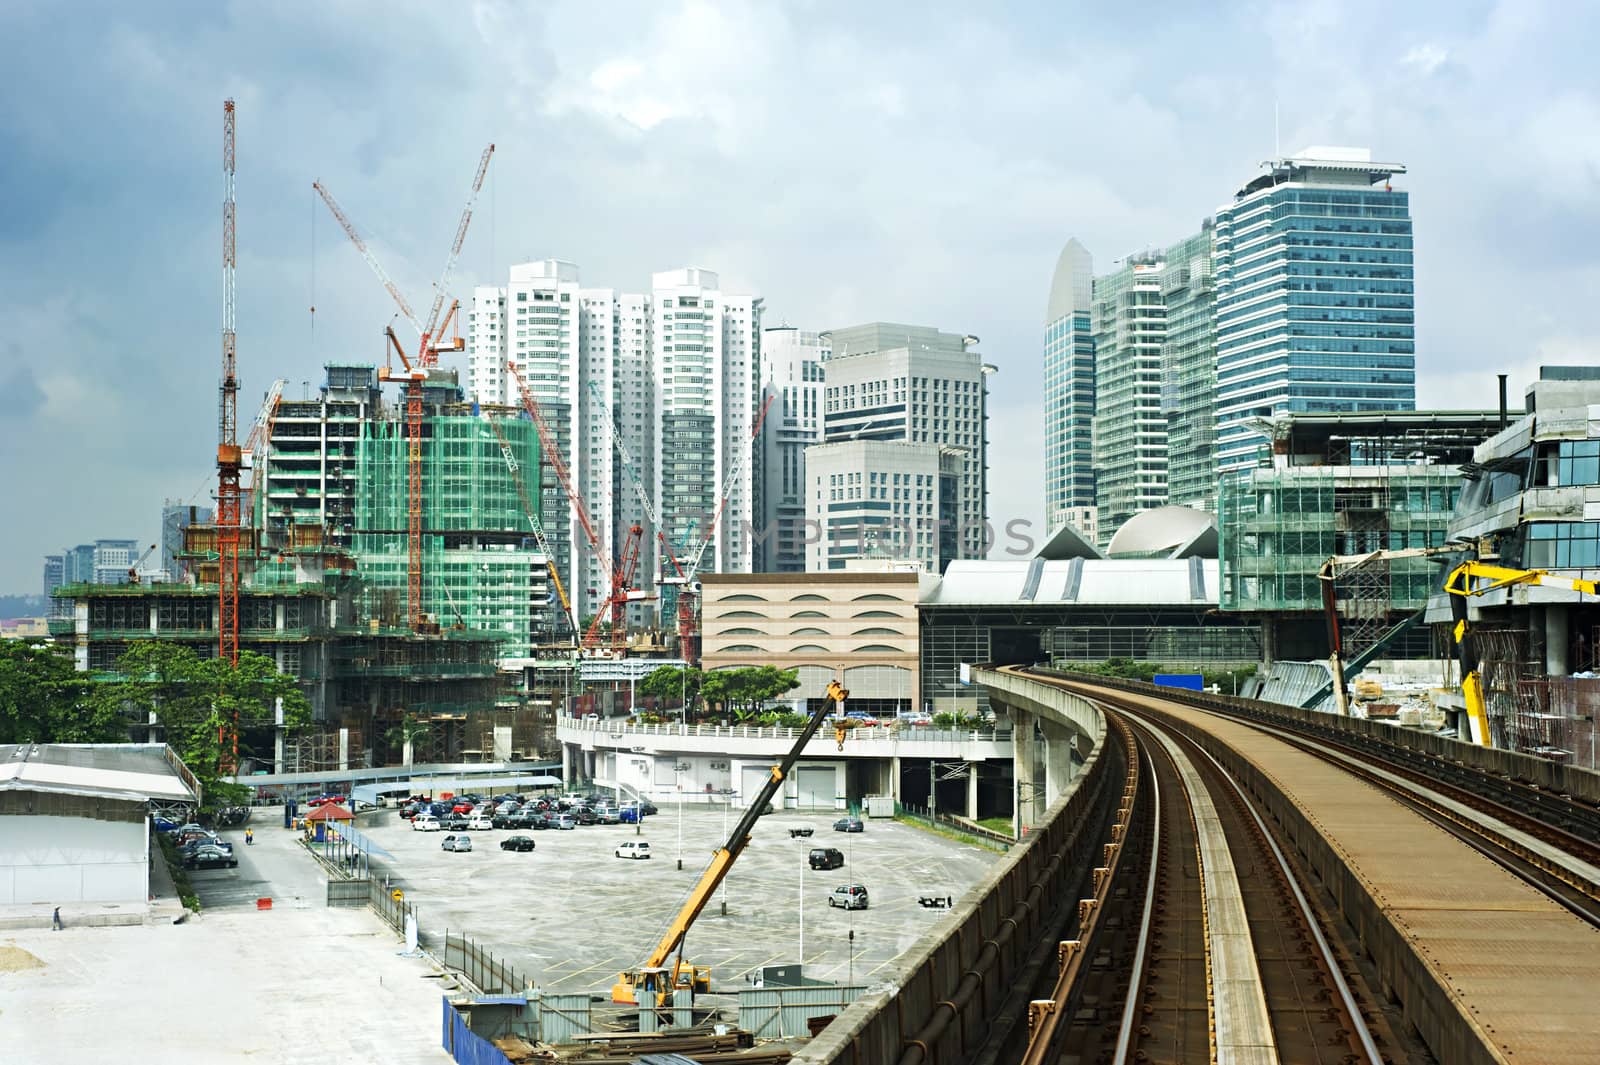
1013, 710, 1037, 835
1547, 606, 1571, 675
1261, 618, 1276, 667
274, 695, 285, 775
966, 761, 979, 820
890, 756, 902, 802
1041, 721, 1072, 804
339, 728, 350, 772
561, 743, 571, 785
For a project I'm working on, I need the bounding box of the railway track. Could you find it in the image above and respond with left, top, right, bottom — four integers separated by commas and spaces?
1014, 687, 1395, 1064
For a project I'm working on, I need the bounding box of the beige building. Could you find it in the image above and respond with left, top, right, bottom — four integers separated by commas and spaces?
700, 567, 933, 714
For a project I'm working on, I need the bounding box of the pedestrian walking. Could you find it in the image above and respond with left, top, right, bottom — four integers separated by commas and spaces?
245, 828, 254, 846
52, 907, 61, 931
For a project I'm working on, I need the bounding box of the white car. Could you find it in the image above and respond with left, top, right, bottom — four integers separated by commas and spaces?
412, 815, 442, 832
466, 816, 493, 831
615, 841, 652, 860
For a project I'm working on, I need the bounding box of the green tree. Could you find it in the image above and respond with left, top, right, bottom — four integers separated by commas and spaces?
95, 644, 312, 810
703, 666, 800, 720
637, 665, 703, 709
383, 714, 431, 766
0, 640, 124, 744
1076, 657, 1159, 683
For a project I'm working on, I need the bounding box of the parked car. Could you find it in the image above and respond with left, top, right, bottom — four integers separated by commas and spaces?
554, 815, 577, 831
442, 814, 470, 831
615, 841, 652, 860
591, 808, 621, 825
833, 817, 864, 833
451, 801, 475, 814
620, 800, 658, 817
174, 828, 226, 849
184, 844, 238, 870
180, 837, 232, 858
412, 815, 442, 832
151, 816, 181, 833
828, 884, 869, 910
491, 812, 518, 829
809, 847, 845, 871
573, 808, 599, 826
441, 834, 473, 853
500, 835, 536, 852
466, 816, 494, 831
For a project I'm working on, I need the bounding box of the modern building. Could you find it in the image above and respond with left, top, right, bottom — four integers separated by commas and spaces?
256, 363, 381, 551
1043, 239, 1097, 537
90, 540, 140, 585
699, 565, 932, 717
42, 555, 64, 612
805, 441, 963, 572
466, 261, 763, 624
46, 541, 142, 615
159, 502, 212, 583
1218, 409, 1505, 662
754, 327, 828, 571
1440, 367, 1600, 760
1213, 147, 1415, 473
1157, 226, 1219, 511
0, 743, 199, 908
812, 323, 992, 571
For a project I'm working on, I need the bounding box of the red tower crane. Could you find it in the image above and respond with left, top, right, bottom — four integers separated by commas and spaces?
314, 144, 493, 630
216, 99, 243, 770
506, 363, 649, 650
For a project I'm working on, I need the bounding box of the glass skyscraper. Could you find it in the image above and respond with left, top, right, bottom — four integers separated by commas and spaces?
1043, 239, 1098, 539
1213, 147, 1415, 473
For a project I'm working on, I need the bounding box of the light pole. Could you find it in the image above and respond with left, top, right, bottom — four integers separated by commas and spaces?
798, 852, 805, 968
675, 763, 688, 870
720, 792, 730, 915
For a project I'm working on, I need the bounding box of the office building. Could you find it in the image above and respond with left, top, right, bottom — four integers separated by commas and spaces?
1044, 239, 1097, 537
159, 503, 212, 583
1213, 147, 1415, 473
755, 327, 828, 571
811, 323, 991, 572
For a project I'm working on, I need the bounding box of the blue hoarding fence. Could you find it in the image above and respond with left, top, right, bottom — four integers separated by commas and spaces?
1153, 673, 1205, 692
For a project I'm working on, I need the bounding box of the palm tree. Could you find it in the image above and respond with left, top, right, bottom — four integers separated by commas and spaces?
383, 715, 431, 767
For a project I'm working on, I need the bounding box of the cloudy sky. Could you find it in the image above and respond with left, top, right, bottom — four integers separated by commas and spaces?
3, 0, 1597, 593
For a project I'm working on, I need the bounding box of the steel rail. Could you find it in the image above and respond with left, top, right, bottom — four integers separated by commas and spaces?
1113, 740, 1161, 1065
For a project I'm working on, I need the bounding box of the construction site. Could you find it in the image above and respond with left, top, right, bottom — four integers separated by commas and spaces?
48, 101, 739, 776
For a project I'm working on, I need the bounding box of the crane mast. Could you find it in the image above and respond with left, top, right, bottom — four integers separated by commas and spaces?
216, 99, 243, 769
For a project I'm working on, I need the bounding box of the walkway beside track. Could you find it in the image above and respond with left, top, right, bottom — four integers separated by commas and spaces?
1067, 680, 1600, 1065
1143, 725, 1276, 1064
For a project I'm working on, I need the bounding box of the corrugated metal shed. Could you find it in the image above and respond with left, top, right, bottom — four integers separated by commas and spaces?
0, 744, 197, 804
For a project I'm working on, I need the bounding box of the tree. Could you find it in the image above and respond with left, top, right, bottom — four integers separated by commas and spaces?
0, 640, 124, 744
95, 644, 312, 811
637, 665, 703, 709
701, 666, 800, 720
384, 715, 431, 766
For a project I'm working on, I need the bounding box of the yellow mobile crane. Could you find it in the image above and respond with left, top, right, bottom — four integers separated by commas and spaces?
1443, 560, 1599, 747
612, 678, 850, 1006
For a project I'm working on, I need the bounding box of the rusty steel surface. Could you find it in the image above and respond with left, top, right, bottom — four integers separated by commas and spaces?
1074, 680, 1600, 1065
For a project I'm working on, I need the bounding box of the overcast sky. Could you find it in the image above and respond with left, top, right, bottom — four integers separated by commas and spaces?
3, 0, 1597, 594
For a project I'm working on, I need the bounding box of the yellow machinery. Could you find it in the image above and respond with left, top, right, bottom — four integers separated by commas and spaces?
612, 679, 850, 1006
1443, 561, 1599, 747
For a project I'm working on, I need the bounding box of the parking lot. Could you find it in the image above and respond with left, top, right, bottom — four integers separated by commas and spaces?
360, 802, 1001, 994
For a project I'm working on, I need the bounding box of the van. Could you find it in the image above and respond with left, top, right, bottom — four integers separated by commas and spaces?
809, 847, 845, 870
615, 841, 652, 860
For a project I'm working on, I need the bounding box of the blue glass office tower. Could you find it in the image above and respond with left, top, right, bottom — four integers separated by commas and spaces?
1213, 148, 1415, 472
1043, 238, 1098, 539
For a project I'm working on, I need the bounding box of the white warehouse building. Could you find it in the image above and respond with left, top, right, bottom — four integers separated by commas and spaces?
0, 744, 198, 907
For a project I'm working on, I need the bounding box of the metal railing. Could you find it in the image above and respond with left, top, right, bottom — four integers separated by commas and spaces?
557, 715, 1014, 745
443, 930, 530, 995
894, 802, 1014, 850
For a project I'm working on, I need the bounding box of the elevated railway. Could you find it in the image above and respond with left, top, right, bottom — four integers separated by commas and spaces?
796, 668, 1600, 1065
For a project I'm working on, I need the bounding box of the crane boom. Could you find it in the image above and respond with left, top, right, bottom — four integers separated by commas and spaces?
613, 679, 850, 1005
312, 181, 423, 340
487, 415, 578, 640
586, 381, 689, 594
420, 144, 494, 359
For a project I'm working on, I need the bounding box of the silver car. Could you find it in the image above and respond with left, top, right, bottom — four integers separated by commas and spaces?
441, 834, 473, 852
829, 884, 869, 910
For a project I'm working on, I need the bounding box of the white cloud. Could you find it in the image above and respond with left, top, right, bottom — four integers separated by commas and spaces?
1403, 43, 1450, 76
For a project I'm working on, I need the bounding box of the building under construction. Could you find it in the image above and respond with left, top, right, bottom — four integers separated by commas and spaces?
1218, 409, 1509, 662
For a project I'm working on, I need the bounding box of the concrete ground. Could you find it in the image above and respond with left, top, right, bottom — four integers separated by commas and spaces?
360, 803, 1001, 995
0, 820, 453, 1065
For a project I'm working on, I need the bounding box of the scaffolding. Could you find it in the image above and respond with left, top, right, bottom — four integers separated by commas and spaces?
355, 413, 555, 656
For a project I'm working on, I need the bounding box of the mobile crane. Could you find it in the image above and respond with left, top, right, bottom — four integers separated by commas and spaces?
1443, 560, 1598, 747
612, 678, 850, 1006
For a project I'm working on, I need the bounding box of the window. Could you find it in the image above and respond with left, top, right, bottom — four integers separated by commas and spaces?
792, 609, 827, 618
790, 644, 828, 653
853, 627, 899, 636
852, 644, 900, 653
721, 627, 767, 636
791, 626, 828, 635
853, 609, 898, 618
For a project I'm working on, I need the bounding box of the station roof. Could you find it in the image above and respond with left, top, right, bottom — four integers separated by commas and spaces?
0, 744, 198, 804
923, 558, 1217, 607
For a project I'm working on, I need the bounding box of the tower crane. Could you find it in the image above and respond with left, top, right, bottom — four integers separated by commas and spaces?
487, 415, 578, 642
242, 379, 286, 529
216, 99, 243, 772
314, 143, 494, 631
507, 363, 651, 650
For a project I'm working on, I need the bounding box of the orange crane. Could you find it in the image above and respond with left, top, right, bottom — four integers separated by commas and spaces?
506, 363, 649, 650
216, 99, 243, 771
486, 414, 579, 641
314, 144, 494, 630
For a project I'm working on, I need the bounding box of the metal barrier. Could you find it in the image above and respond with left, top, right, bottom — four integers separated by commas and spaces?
444, 931, 530, 996
441, 996, 513, 1065
740, 986, 868, 1039
893, 802, 1013, 850
325, 879, 369, 908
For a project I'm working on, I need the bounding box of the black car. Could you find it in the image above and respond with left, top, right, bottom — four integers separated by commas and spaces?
809, 847, 845, 870
573, 808, 599, 826
184, 844, 238, 870
499, 835, 536, 852
833, 817, 864, 833
492, 813, 519, 829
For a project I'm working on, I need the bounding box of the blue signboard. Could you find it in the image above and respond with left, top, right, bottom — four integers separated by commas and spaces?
1153, 673, 1204, 691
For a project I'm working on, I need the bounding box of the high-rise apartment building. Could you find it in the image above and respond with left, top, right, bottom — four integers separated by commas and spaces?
755, 327, 828, 571
1213, 147, 1415, 473
466, 261, 763, 622
1043, 239, 1097, 538
258, 364, 382, 551
809, 323, 991, 572
1088, 225, 1220, 535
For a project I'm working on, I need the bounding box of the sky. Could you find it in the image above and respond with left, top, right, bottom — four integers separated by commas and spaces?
3, 0, 1598, 594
